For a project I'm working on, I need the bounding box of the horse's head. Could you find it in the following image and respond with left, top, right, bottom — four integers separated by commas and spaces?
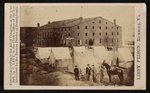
102, 60, 106, 66
101, 60, 110, 70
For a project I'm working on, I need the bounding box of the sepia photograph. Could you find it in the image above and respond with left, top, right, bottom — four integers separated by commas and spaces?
20, 5, 134, 86
4, 3, 146, 90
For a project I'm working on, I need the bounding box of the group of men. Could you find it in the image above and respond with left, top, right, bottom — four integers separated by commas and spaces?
74, 64, 104, 83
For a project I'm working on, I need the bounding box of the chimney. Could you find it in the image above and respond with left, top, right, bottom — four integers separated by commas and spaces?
37, 23, 40, 27
113, 19, 116, 25
48, 21, 50, 24
79, 17, 83, 22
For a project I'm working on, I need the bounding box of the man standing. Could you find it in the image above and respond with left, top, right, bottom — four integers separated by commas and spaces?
74, 65, 79, 80
92, 65, 97, 82
116, 57, 119, 67
86, 64, 91, 80
99, 65, 104, 83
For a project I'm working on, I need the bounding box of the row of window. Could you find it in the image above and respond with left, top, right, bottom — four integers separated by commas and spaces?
99, 20, 108, 24
77, 32, 119, 36
35, 40, 47, 46
77, 38, 119, 44
33, 31, 119, 39
77, 26, 119, 30
84, 20, 108, 24
57, 28, 71, 31
33, 32, 52, 39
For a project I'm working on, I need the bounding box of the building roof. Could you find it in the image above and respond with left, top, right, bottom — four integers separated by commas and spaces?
39, 16, 121, 29
40, 17, 81, 29
20, 27, 37, 30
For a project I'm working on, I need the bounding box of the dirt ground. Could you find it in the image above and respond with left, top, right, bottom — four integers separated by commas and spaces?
25, 70, 130, 86
20, 47, 134, 86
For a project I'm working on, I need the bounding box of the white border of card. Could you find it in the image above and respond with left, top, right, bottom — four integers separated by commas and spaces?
4, 3, 146, 90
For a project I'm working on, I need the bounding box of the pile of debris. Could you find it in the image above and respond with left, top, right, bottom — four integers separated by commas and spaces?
20, 48, 56, 85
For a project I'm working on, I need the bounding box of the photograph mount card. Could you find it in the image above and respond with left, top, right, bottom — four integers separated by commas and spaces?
4, 3, 146, 90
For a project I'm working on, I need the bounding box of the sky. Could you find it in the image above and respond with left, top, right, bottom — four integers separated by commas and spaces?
20, 4, 134, 42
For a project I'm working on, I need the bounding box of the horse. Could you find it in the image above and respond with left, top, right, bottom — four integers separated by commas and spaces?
102, 61, 124, 84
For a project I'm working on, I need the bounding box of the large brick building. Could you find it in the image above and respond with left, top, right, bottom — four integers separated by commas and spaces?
20, 16, 122, 49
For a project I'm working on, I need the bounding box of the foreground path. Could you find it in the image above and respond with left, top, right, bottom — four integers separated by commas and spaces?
27, 71, 105, 86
